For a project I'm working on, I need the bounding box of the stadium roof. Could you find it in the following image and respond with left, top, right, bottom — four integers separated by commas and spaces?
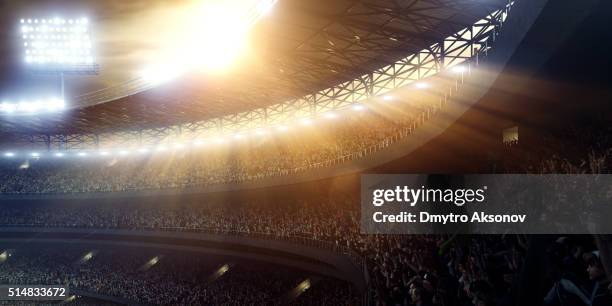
0, 0, 508, 136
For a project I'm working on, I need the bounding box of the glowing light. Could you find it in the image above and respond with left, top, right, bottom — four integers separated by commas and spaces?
1, 99, 65, 115
99, 151, 109, 156
451, 65, 466, 73
55, 152, 64, 157
382, 95, 393, 101
77, 152, 87, 157
215, 264, 230, 277
352, 104, 365, 111
138, 148, 149, 154
30, 152, 40, 157
139, 65, 184, 86
139, 0, 278, 85
300, 118, 313, 126
233, 134, 245, 140
156, 146, 168, 152
193, 140, 204, 146
20, 16, 93, 67
323, 112, 338, 119
173, 143, 185, 149
276, 125, 289, 132
257, 0, 277, 15
297, 279, 311, 292
82, 252, 94, 262
254, 129, 267, 136
119, 150, 130, 156
415, 82, 429, 89
4, 152, 15, 157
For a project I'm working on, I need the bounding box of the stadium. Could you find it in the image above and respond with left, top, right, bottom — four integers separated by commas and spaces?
0, 0, 610, 305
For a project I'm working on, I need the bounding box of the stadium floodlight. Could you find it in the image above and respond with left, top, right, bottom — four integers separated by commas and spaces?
0, 99, 65, 115
99, 151, 109, 156
20, 16, 97, 73
82, 251, 94, 262
77, 152, 87, 157
296, 279, 311, 293
213, 264, 230, 278
137, 148, 149, 154
54, 152, 64, 157
4, 152, 15, 157
415, 82, 430, 89
254, 129, 267, 136
30, 152, 40, 157
451, 65, 466, 74
119, 150, 130, 156
214, 137, 226, 144
323, 112, 338, 119
300, 118, 313, 126
148, 256, 159, 266
352, 104, 365, 111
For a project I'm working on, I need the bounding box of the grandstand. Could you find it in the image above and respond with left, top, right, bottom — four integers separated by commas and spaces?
0, 0, 611, 305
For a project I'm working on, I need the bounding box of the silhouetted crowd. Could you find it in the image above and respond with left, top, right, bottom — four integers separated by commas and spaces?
1, 193, 610, 305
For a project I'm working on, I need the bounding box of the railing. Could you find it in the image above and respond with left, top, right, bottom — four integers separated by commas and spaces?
0, 224, 365, 270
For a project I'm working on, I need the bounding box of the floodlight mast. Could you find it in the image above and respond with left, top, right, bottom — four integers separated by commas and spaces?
20, 17, 99, 103
60, 72, 64, 101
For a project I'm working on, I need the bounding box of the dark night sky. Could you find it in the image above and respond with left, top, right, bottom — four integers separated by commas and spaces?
525, 0, 612, 87
512, 0, 612, 123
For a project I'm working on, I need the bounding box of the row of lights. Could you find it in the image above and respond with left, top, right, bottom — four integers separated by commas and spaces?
21, 26, 89, 34
0, 93, 413, 159
24, 35, 91, 42
0, 97, 392, 159
20, 18, 88, 25
25, 55, 94, 65
0, 99, 65, 114
0, 64, 467, 160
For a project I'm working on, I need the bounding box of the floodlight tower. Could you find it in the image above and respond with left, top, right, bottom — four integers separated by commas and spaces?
19, 17, 99, 102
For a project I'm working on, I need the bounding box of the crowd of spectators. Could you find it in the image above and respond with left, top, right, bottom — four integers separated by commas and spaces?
0, 105, 610, 305
0, 104, 433, 194
0, 246, 359, 305
0, 120, 610, 305
0, 191, 610, 305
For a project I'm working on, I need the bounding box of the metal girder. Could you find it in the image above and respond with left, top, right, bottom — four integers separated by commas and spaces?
8, 1, 513, 151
